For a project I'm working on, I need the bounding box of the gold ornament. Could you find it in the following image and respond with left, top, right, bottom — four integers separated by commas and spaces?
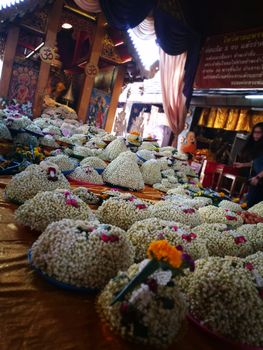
85, 63, 99, 77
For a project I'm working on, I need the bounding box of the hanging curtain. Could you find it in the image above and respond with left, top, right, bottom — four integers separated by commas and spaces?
73, 0, 101, 13
159, 49, 187, 136
98, 0, 157, 31
154, 7, 200, 108
74, 0, 200, 137
132, 16, 155, 40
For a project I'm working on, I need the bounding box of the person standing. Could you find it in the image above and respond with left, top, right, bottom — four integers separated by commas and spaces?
234, 122, 263, 208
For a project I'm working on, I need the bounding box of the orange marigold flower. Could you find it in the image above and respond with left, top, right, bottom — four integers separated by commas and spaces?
147, 240, 182, 268
130, 131, 140, 136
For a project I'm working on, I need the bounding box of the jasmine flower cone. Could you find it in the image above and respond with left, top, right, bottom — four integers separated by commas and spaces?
103, 152, 145, 191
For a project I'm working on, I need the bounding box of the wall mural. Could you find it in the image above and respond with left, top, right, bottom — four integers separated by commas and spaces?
88, 88, 111, 128
8, 61, 38, 104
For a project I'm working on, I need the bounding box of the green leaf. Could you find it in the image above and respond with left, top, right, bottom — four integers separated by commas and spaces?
111, 259, 159, 305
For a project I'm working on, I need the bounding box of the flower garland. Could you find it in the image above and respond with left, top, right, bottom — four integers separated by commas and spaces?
15, 190, 96, 231
97, 194, 151, 230
97, 240, 194, 347
31, 219, 134, 289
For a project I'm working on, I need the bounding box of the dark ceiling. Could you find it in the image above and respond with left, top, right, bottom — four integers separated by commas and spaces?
180, 0, 263, 37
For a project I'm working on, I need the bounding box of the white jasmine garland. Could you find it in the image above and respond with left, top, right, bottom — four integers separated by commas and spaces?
69, 165, 104, 184
218, 200, 243, 213
237, 223, 263, 251
15, 189, 97, 231
127, 218, 207, 261
104, 137, 128, 161
5, 164, 70, 203
198, 205, 243, 227
178, 256, 263, 347
103, 152, 144, 191
126, 218, 190, 262
80, 156, 107, 169
97, 194, 151, 230
72, 187, 100, 205
39, 135, 59, 148
45, 154, 77, 172
97, 261, 187, 347
0, 122, 12, 140
248, 201, 263, 217
136, 149, 155, 164
140, 159, 162, 185
149, 201, 201, 227
31, 219, 134, 289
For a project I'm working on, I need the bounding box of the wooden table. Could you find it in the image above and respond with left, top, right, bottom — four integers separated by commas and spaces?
0, 176, 236, 350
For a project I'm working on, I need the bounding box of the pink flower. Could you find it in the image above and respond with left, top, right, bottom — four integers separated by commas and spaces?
101, 234, 119, 243
128, 196, 136, 202
66, 197, 79, 208
245, 262, 254, 271
183, 208, 195, 214
158, 232, 165, 240
172, 226, 178, 231
182, 232, 197, 242
234, 236, 247, 244
136, 204, 147, 209
226, 215, 237, 221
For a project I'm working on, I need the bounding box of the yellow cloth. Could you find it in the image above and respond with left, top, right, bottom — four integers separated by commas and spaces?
252, 112, 263, 127
213, 108, 228, 129
236, 109, 251, 132
225, 109, 239, 130
206, 108, 217, 128
198, 108, 210, 126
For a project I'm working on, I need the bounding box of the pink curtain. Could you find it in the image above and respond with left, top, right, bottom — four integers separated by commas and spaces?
159, 48, 187, 144
73, 0, 101, 13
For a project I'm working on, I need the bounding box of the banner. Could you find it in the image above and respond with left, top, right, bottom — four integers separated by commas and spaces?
194, 28, 263, 89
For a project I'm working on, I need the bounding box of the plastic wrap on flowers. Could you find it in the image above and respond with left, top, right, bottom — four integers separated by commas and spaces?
198, 205, 243, 227
97, 194, 151, 230
178, 256, 263, 347
69, 165, 104, 184
97, 260, 187, 347
4, 164, 70, 203
103, 152, 144, 191
104, 137, 128, 161
140, 159, 162, 186
127, 218, 207, 262
15, 190, 96, 231
149, 202, 201, 227
218, 200, 243, 213
30, 220, 134, 289
248, 201, 263, 217
80, 156, 107, 170
72, 187, 100, 205
44, 155, 77, 172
